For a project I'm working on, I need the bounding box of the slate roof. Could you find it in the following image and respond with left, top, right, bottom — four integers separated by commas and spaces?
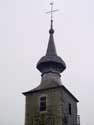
23, 84, 79, 102
37, 20, 66, 73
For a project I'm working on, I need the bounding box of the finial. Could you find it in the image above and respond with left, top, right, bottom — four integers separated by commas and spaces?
46, 2, 58, 34
46, 2, 58, 21
50, 2, 54, 21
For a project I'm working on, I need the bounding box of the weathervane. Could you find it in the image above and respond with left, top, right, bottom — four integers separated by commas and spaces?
46, 2, 58, 21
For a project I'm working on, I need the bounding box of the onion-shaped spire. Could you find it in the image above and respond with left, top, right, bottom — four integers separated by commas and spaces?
37, 20, 66, 74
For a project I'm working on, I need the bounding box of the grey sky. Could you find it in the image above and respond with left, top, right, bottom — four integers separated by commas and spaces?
0, 0, 94, 125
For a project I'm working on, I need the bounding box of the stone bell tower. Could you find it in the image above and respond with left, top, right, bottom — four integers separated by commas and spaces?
23, 4, 80, 125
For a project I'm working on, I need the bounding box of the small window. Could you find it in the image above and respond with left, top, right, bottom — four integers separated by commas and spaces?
68, 103, 71, 115
40, 96, 46, 112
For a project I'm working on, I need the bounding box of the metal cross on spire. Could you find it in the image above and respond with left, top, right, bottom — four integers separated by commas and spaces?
46, 2, 58, 21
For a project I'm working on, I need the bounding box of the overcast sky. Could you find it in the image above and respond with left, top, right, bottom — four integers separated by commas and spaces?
0, 0, 94, 125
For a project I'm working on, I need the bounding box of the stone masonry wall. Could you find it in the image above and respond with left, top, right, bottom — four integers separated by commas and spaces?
25, 87, 63, 125
61, 88, 78, 125
25, 87, 78, 125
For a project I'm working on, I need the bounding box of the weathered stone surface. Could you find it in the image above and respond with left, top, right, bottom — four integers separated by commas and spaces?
24, 86, 78, 125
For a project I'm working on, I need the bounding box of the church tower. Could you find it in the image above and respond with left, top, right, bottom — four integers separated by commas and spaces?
23, 4, 80, 125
